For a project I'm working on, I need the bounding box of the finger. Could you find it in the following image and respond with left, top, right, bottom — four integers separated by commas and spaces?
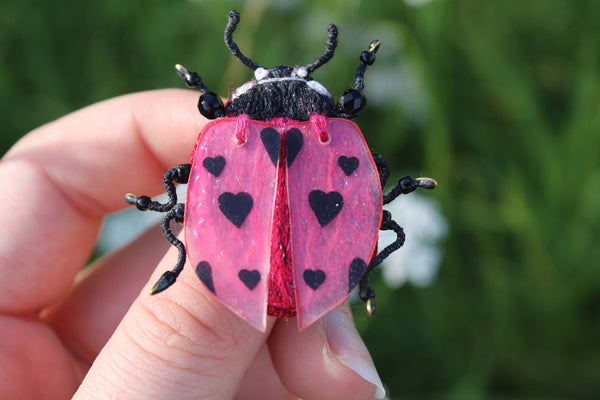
0, 89, 203, 314
73, 244, 273, 400
234, 345, 296, 400
47, 226, 295, 399
42, 224, 172, 365
47, 226, 296, 399
0, 316, 81, 399
269, 305, 385, 400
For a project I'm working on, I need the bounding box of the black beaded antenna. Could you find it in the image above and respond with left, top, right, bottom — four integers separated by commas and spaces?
302, 24, 339, 74
225, 10, 262, 71
175, 9, 383, 121
336, 40, 381, 118
353, 40, 380, 94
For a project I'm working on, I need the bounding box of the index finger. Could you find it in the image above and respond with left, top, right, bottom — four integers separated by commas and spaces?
0, 89, 205, 314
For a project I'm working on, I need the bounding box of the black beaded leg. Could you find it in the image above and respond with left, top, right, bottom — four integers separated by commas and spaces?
372, 153, 390, 189
359, 210, 405, 315
125, 163, 191, 294
125, 163, 191, 212
372, 154, 436, 202
384, 175, 437, 205
358, 154, 436, 315
174, 64, 225, 120
151, 203, 186, 295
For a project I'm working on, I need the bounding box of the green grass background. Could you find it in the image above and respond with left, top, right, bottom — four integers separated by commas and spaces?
2, 0, 599, 398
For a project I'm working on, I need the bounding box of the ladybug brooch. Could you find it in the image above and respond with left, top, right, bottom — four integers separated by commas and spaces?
126, 10, 436, 331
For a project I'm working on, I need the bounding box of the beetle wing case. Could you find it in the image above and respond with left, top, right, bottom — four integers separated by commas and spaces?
185, 118, 275, 331
185, 116, 382, 331
287, 118, 382, 329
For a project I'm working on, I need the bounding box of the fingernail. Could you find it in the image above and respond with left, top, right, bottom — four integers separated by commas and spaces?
326, 309, 386, 399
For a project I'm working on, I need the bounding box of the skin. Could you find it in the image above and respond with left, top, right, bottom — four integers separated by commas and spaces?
0, 89, 383, 400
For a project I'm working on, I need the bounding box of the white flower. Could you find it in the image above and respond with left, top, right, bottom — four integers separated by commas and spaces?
378, 192, 448, 287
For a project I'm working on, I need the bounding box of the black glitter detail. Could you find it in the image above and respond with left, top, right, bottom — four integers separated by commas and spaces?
338, 156, 359, 176
238, 269, 261, 290
285, 129, 303, 167
260, 128, 281, 166
308, 190, 344, 227
348, 258, 367, 293
218, 192, 253, 228
203, 156, 226, 177
196, 261, 216, 294
303, 269, 326, 290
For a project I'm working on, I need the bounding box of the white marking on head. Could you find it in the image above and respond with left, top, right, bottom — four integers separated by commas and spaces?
307, 80, 331, 98
231, 80, 256, 100
293, 67, 308, 78
254, 67, 269, 81
232, 67, 332, 100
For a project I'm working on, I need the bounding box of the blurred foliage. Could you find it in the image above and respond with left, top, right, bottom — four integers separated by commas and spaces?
2, 0, 600, 398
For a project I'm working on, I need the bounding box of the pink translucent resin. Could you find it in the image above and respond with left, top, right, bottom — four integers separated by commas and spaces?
185, 116, 382, 331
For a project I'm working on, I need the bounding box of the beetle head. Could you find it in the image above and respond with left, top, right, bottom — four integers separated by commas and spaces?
183, 10, 377, 121
224, 10, 339, 121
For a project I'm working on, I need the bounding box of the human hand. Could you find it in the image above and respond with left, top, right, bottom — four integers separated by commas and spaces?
0, 89, 385, 400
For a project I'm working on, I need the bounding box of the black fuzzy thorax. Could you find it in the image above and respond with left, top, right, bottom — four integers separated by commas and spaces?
225, 80, 337, 122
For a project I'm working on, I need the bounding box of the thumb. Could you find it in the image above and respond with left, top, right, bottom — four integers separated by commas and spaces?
73, 247, 271, 400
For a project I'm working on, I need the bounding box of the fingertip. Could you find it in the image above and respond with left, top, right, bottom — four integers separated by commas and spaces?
325, 308, 385, 399
269, 305, 383, 400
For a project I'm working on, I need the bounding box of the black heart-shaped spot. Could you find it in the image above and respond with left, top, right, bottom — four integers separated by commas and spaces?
196, 261, 216, 294
203, 156, 226, 177
338, 156, 359, 176
261, 128, 281, 167
303, 269, 326, 290
308, 190, 344, 227
218, 192, 253, 228
348, 258, 367, 293
238, 269, 261, 290
285, 128, 303, 167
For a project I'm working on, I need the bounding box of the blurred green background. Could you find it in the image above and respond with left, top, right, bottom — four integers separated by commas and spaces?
2, 0, 600, 398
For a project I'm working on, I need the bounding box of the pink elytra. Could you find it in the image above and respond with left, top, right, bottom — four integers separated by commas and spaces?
185, 115, 381, 331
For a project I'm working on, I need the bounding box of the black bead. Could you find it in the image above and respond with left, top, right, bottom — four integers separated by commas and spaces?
136, 196, 150, 211
359, 285, 374, 302
337, 89, 365, 116
360, 50, 376, 65
399, 176, 417, 194
186, 71, 202, 88
175, 164, 191, 184
381, 210, 392, 224
173, 204, 185, 223
198, 92, 224, 119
